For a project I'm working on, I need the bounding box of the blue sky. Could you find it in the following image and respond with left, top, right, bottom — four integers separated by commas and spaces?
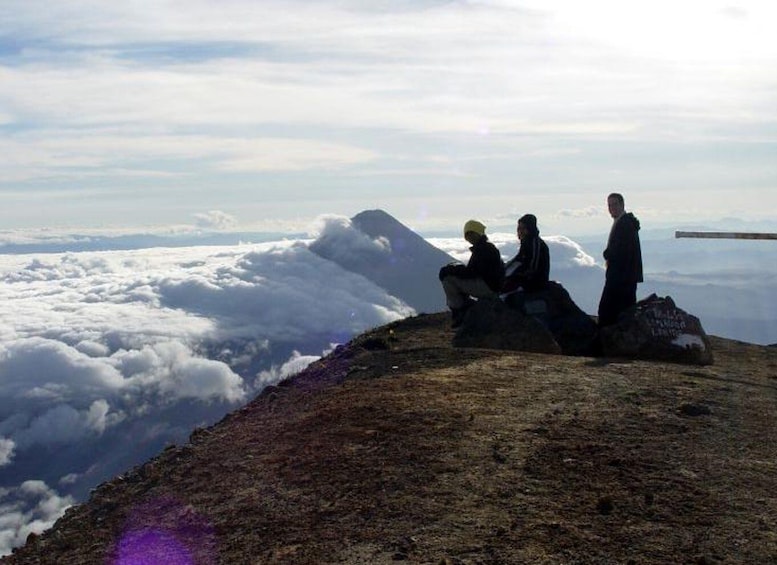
1, 0, 776, 234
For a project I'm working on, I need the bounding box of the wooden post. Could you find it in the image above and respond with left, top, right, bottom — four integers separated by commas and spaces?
675, 231, 777, 241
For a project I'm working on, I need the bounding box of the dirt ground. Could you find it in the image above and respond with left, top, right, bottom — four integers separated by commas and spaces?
5, 313, 777, 564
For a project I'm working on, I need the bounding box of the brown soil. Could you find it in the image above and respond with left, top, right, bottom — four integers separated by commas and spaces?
5, 313, 777, 564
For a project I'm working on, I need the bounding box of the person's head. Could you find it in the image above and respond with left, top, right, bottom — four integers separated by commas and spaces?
607, 192, 625, 219
517, 214, 538, 241
463, 219, 486, 244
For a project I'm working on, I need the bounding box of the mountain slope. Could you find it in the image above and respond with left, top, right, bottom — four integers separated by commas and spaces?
309, 209, 455, 313
5, 314, 777, 564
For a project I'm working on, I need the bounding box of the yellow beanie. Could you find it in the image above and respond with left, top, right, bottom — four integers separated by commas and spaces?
463, 219, 486, 237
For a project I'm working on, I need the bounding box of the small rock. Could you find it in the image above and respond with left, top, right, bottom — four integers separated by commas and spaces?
680, 403, 712, 417
597, 496, 614, 515
361, 337, 390, 351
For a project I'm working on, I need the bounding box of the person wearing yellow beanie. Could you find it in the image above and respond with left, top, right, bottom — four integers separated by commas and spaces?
462, 219, 486, 238
438, 219, 505, 327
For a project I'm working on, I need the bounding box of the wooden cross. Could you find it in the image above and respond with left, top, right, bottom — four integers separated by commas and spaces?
675, 231, 777, 241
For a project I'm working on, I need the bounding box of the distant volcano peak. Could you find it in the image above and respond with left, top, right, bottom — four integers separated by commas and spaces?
310, 210, 453, 313
351, 209, 417, 239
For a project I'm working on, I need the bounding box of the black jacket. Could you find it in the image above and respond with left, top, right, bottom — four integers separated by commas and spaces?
461, 235, 505, 292
604, 212, 643, 284
502, 233, 550, 293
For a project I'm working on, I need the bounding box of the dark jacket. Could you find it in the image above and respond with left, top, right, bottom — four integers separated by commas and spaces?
461, 235, 505, 292
502, 232, 550, 293
604, 212, 643, 284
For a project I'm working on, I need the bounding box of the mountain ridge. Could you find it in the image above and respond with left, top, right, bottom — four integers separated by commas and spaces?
5, 313, 777, 564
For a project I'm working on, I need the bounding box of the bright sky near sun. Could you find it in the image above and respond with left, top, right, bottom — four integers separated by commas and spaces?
1, 0, 776, 234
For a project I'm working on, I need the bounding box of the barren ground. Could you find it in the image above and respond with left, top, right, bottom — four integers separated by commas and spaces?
4, 313, 777, 564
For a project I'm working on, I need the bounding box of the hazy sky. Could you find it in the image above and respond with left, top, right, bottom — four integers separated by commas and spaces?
1, 0, 776, 234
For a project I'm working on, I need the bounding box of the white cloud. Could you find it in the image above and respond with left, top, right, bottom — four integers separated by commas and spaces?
11, 402, 114, 449
0, 439, 14, 468
426, 236, 473, 264
0, 234, 420, 553
0, 338, 124, 400
85, 399, 112, 434
0, 237, 412, 523
544, 235, 598, 268
111, 342, 245, 403
0, 480, 73, 557
308, 215, 392, 263
193, 210, 238, 231
255, 349, 323, 388
555, 206, 605, 220
74, 340, 111, 357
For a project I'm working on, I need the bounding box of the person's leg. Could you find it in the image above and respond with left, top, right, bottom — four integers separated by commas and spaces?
598, 281, 618, 327
599, 281, 637, 326
442, 276, 497, 307
466, 278, 498, 301
441, 276, 469, 310
625, 282, 637, 310
441, 277, 496, 326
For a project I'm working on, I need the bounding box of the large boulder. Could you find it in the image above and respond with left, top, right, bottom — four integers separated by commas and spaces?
453, 298, 562, 354
600, 294, 713, 365
505, 281, 599, 356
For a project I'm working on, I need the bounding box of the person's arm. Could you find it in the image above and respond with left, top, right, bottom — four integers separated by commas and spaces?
462, 243, 487, 279
501, 256, 521, 292
518, 238, 543, 285
604, 220, 629, 265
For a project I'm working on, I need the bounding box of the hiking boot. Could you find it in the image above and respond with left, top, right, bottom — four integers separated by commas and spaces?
450, 308, 465, 328
450, 298, 475, 328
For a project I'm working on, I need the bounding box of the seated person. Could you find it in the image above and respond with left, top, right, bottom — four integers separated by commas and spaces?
501, 214, 550, 298
439, 219, 504, 327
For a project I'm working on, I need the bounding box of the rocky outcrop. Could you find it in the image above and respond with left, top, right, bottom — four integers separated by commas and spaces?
453, 287, 712, 365
454, 282, 597, 356
506, 281, 600, 356
600, 294, 714, 365
452, 298, 562, 354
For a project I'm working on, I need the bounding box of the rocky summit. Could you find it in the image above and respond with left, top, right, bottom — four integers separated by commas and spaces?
5, 313, 777, 564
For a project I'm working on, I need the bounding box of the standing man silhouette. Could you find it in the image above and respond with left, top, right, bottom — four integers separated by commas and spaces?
598, 192, 643, 326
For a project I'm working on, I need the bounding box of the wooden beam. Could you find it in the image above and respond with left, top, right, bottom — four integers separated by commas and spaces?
675, 231, 777, 240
